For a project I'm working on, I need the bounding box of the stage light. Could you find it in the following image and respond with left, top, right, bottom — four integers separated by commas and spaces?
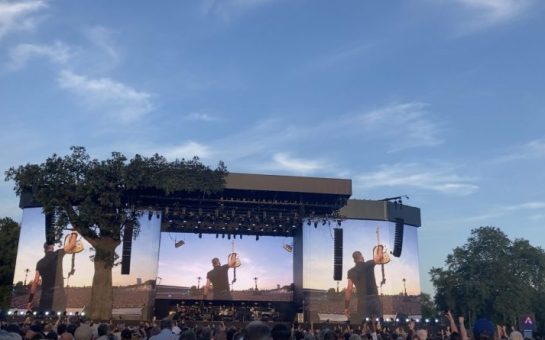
198, 233, 202, 238
228, 234, 231, 240
222, 234, 225, 239
416, 319, 420, 323
7, 311, 13, 315
314, 221, 318, 228
216, 234, 219, 238
175, 240, 185, 248
425, 319, 430, 323
376, 318, 380, 322
148, 211, 153, 221
435, 318, 439, 323
406, 318, 410, 322
33, 311, 37, 316
45, 311, 50, 316
283, 244, 293, 253
81, 312, 85, 316
240, 234, 243, 239
322, 219, 326, 226
307, 220, 311, 226
57, 311, 62, 316
365, 317, 370, 322
337, 219, 342, 226
256, 235, 259, 241
396, 318, 400, 322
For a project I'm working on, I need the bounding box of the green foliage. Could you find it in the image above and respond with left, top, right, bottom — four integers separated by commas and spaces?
419, 292, 437, 318
0, 217, 20, 308
5, 146, 228, 247
430, 226, 545, 335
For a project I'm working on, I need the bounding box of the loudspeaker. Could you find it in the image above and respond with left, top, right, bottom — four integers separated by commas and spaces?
121, 224, 133, 275
333, 228, 343, 281
392, 218, 404, 257
45, 212, 55, 244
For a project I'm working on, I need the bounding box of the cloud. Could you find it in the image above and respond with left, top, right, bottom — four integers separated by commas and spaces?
497, 137, 545, 161
451, 0, 536, 31
160, 141, 211, 160
85, 25, 120, 63
57, 69, 154, 123
184, 112, 218, 122
461, 201, 545, 222
202, 0, 276, 20
271, 153, 325, 174
0, 0, 46, 40
8, 41, 73, 70
348, 102, 444, 152
355, 163, 479, 196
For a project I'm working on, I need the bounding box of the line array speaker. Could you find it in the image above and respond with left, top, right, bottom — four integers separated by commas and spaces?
393, 218, 404, 257
121, 224, 133, 275
333, 228, 343, 281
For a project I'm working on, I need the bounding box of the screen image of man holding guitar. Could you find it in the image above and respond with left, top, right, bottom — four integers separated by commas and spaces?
344, 227, 390, 323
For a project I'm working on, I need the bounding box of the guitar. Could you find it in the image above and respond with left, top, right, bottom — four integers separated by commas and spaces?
373, 227, 391, 287
229, 241, 242, 285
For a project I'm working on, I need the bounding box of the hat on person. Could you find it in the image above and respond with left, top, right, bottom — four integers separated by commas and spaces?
473, 318, 495, 339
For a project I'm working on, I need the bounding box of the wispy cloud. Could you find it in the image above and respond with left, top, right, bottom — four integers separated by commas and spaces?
184, 112, 218, 122
355, 163, 479, 196
451, 0, 537, 31
460, 201, 545, 222
271, 153, 325, 174
497, 137, 545, 161
159, 141, 211, 160
8, 41, 74, 70
348, 102, 444, 152
202, 0, 277, 20
85, 25, 120, 63
0, 0, 46, 40
305, 42, 374, 70
57, 69, 154, 123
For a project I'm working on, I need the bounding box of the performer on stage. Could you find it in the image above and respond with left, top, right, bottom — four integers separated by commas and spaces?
203, 253, 237, 300
344, 248, 384, 322
28, 233, 78, 311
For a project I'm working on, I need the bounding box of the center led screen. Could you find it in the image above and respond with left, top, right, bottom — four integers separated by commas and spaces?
156, 233, 293, 302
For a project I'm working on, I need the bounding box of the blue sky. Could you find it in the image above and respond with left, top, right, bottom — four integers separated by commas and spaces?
1, 0, 545, 295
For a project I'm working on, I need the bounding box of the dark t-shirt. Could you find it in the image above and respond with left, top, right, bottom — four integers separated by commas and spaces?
347, 260, 377, 297
207, 264, 230, 295
36, 249, 66, 290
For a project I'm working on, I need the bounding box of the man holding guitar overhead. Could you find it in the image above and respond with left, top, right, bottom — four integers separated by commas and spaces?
344, 233, 388, 323
203, 252, 238, 300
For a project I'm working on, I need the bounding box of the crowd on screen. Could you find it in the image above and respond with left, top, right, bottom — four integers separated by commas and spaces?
0, 311, 540, 340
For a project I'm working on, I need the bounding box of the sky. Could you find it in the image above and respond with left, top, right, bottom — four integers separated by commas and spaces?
12, 208, 161, 287
1, 0, 545, 295
303, 220, 421, 295
157, 232, 293, 291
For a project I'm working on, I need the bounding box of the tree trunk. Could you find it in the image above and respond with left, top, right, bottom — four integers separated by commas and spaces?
87, 237, 119, 320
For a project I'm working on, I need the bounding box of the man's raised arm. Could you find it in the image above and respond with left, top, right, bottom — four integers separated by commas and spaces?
373, 245, 384, 264
64, 232, 78, 253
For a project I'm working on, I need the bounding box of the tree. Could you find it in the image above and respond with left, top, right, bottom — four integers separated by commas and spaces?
5, 146, 227, 319
0, 217, 20, 308
419, 293, 437, 319
430, 227, 545, 335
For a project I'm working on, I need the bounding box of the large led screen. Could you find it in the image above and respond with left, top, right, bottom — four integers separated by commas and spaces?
303, 219, 421, 321
11, 208, 161, 315
156, 233, 293, 302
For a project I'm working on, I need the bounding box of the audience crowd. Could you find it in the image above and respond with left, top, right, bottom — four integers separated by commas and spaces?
0, 311, 540, 340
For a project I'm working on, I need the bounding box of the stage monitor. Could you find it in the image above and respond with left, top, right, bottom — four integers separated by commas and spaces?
303, 219, 421, 322
156, 232, 294, 302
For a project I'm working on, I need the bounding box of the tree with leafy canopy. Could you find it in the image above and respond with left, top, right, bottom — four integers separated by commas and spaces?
0, 217, 20, 308
430, 226, 545, 336
5, 146, 227, 320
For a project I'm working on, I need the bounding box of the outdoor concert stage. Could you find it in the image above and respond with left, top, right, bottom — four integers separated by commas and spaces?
11, 172, 422, 323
